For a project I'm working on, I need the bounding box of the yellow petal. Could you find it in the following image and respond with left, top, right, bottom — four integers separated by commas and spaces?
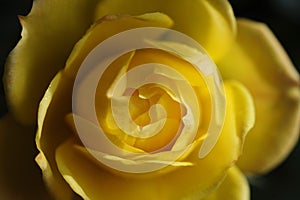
94, 0, 236, 61
65, 12, 174, 77
217, 19, 300, 174
203, 167, 250, 200
35, 13, 174, 199
54, 81, 254, 200
4, 0, 100, 125
35, 70, 77, 199
0, 114, 51, 199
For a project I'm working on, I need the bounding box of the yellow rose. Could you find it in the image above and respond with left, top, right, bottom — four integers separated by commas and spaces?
1, 0, 299, 200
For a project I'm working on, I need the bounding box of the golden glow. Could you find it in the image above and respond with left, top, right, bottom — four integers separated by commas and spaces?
95, 49, 212, 153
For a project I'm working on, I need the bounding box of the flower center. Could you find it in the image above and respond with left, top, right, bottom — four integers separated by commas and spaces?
71, 27, 226, 173
95, 49, 211, 153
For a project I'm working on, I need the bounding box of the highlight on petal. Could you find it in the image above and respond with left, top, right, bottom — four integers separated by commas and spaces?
0, 115, 51, 199
217, 19, 300, 174
94, 0, 236, 61
4, 0, 100, 125
54, 80, 254, 200
203, 167, 250, 200
35, 71, 76, 199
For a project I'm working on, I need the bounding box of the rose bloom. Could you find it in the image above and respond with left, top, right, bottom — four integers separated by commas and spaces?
1, 0, 300, 200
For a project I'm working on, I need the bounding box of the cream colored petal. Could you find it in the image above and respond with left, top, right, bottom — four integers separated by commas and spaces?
54, 81, 254, 200
203, 166, 250, 200
217, 19, 300, 174
0, 114, 52, 199
4, 0, 100, 125
94, 0, 236, 61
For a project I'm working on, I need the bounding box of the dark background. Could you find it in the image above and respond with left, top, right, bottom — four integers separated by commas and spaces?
0, 0, 299, 199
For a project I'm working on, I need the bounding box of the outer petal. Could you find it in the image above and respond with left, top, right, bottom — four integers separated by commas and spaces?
64, 12, 173, 77
217, 19, 300, 174
54, 81, 254, 200
94, 0, 236, 61
4, 0, 100, 125
203, 167, 250, 200
0, 115, 51, 199
35, 71, 76, 200
35, 13, 175, 199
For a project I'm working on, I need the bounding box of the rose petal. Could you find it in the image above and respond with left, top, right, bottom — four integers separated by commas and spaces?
217, 19, 300, 174
35, 71, 76, 200
4, 0, 100, 125
36, 13, 175, 198
94, 0, 236, 61
203, 167, 250, 200
64, 12, 174, 77
54, 81, 254, 199
0, 114, 51, 199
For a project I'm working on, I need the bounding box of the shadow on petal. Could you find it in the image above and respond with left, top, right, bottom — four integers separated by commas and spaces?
0, 114, 52, 199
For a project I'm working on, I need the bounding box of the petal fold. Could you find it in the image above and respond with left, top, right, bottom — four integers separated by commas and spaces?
94, 0, 236, 61
4, 0, 100, 124
217, 19, 300, 174
203, 167, 250, 200
65, 12, 174, 77
35, 71, 76, 200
